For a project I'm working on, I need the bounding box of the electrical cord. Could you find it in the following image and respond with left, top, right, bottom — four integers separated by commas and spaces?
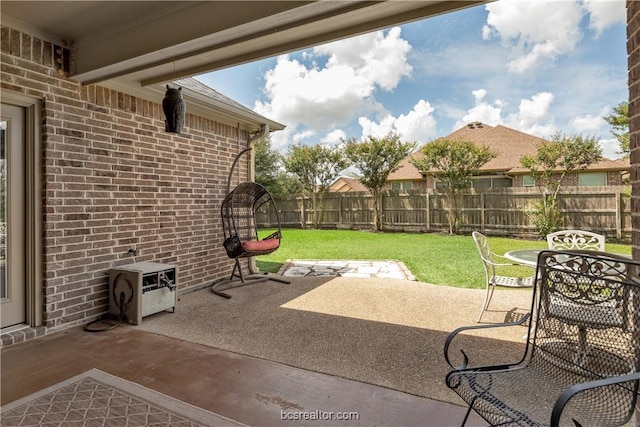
83, 314, 120, 332
84, 274, 134, 332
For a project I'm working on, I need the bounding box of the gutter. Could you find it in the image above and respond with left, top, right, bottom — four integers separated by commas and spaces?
248, 124, 269, 148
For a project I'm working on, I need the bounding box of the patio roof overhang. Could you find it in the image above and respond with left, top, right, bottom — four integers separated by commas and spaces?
1, 1, 488, 88
2, 1, 489, 133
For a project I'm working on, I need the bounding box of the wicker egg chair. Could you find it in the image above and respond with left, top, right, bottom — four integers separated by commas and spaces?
212, 148, 289, 298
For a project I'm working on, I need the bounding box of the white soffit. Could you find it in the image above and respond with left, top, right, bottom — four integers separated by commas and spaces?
1, 1, 487, 86
135, 1, 487, 87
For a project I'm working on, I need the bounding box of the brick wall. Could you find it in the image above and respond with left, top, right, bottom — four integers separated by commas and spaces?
629, 1, 640, 259
1, 26, 245, 334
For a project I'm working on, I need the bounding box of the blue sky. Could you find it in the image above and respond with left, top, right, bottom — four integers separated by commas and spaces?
196, 0, 627, 158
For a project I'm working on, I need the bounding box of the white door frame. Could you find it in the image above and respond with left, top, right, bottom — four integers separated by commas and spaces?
1, 92, 43, 329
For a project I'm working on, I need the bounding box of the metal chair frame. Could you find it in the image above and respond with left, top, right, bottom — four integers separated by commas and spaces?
472, 231, 534, 322
546, 229, 605, 252
445, 250, 640, 427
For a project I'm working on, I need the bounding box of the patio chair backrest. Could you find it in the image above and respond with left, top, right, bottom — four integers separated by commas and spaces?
472, 231, 495, 274
531, 250, 640, 416
546, 229, 605, 251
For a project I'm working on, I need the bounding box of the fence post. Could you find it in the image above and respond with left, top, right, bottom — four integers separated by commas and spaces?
616, 188, 622, 239
426, 192, 431, 232
378, 192, 383, 230
480, 192, 485, 233
299, 196, 305, 228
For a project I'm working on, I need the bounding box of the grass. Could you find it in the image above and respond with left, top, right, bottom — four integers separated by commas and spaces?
256, 228, 632, 289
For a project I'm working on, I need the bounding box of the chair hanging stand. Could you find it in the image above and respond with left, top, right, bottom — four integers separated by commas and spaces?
211, 147, 289, 299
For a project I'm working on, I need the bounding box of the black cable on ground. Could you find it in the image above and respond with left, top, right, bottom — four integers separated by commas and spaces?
83, 314, 120, 332
84, 290, 131, 332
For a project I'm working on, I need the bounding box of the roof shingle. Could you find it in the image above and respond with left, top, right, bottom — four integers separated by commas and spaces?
388, 122, 628, 180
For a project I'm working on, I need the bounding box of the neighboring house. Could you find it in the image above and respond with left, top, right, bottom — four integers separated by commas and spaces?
329, 177, 368, 192
387, 122, 629, 191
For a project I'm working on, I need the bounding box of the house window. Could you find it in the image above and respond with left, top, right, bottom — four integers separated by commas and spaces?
471, 179, 491, 189
391, 181, 412, 190
470, 176, 512, 189
578, 172, 607, 187
522, 175, 535, 187
491, 177, 512, 188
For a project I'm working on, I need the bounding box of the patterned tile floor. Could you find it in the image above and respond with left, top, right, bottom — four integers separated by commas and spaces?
278, 260, 416, 280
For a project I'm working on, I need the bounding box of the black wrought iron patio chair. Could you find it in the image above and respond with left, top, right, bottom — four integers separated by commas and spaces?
444, 250, 640, 427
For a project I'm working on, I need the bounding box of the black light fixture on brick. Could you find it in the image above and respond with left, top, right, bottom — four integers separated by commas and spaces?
162, 84, 185, 134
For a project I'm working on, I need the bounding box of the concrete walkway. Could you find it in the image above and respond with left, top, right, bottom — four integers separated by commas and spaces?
277, 259, 416, 280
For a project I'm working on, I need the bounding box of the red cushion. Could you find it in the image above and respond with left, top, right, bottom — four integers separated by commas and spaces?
242, 239, 280, 252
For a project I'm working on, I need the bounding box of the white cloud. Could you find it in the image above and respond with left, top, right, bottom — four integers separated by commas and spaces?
505, 92, 555, 136
292, 129, 316, 144
483, 0, 584, 72
454, 89, 505, 129
357, 100, 437, 143
454, 90, 557, 137
254, 27, 412, 150
321, 129, 347, 146
569, 106, 608, 132
568, 106, 625, 158
394, 100, 438, 142
599, 136, 623, 159
314, 27, 412, 91
583, 0, 626, 37
358, 115, 396, 140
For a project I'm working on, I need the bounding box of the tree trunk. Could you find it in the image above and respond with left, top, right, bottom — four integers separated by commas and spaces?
372, 189, 380, 231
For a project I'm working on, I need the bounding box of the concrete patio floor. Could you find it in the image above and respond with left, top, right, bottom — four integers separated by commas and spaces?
1, 263, 497, 426
1, 324, 484, 426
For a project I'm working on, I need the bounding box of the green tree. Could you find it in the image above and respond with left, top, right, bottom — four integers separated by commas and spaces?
283, 143, 349, 227
411, 138, 496, 234
343, 132, 416, 231
603, 101, 629, 155
520, 131, 603, 237
254, 137, 281, 191
253, 137, 302, 198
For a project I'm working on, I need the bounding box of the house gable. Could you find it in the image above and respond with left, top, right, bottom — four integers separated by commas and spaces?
329, 177, 367, 192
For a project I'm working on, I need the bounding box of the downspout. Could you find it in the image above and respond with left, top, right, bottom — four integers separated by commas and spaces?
227, 123, 269, 193
246, 124, 269, 182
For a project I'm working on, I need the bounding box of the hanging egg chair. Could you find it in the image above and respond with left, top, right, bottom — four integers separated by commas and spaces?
221, 181, 282, 259
212, 147, 289, 298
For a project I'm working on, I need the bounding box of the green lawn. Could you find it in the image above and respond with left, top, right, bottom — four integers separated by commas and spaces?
256, 228, 632, 289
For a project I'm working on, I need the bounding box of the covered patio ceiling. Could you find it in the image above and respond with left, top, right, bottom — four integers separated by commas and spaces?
2, 1, 488, 89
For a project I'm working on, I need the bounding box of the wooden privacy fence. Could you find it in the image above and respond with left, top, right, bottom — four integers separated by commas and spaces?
258, 186, 631, 240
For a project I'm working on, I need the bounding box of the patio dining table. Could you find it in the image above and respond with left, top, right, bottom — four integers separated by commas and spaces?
505, 249, 632, 267
504, 249, 541, 267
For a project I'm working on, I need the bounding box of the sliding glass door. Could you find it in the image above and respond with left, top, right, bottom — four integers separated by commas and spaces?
1, 103, 26, 328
